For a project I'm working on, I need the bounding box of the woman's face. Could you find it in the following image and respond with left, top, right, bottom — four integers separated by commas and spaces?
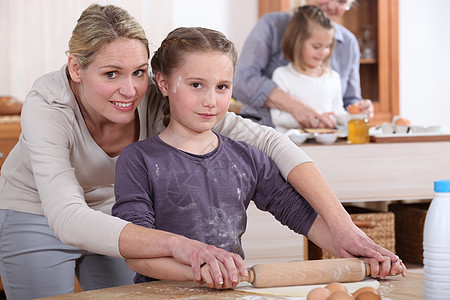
157, 51, 233, 134
75, 38, 149, 125
307, 0, 351, 21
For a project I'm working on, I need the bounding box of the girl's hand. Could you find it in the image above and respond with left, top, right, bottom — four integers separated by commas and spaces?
197, 260, 242, 289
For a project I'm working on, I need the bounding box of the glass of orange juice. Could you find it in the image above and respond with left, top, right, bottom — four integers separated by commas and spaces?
347, 114, 370, 144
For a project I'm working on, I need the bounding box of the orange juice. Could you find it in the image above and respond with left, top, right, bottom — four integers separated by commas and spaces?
347, 115, 369, 144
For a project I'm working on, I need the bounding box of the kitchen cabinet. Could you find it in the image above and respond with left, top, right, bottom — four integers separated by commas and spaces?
258, 0, 399, 124
0, 122, 21, 172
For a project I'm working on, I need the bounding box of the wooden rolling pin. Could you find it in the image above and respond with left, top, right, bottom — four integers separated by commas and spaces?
241, 258, 402, 288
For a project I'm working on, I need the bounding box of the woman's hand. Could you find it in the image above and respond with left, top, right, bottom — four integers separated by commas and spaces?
329, 217, 401, 266
170, 237, 247, 287
361, 256, 407, 279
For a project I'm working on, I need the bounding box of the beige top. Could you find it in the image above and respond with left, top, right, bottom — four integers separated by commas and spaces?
0, 65, 312, 257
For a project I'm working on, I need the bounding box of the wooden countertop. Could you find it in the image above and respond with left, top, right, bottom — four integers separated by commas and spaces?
40, 273, 423, 299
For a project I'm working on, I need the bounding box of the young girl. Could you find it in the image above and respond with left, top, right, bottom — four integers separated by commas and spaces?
112, 26, 330, 288
270, 5, 347, 133
112, 26, 405, 289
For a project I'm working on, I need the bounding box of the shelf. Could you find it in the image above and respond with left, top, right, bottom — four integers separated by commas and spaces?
360, 58, 377, 64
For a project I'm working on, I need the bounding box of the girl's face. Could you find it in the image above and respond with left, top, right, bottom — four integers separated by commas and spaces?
299, 26, 334, 70
157, 51, 233, 134
72, 38, 149, 125
307, 0, 350, 21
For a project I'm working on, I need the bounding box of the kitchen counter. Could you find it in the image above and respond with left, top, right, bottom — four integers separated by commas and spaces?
39, 273, 423, 299
300, 141, 450, 202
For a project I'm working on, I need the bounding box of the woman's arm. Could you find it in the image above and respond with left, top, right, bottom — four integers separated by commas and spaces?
307, 214, 407, 278
216, 114, 400, 263
287, 162, 400, 263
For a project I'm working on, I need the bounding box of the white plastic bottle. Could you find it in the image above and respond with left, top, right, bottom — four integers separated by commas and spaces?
423, 180, 450, 299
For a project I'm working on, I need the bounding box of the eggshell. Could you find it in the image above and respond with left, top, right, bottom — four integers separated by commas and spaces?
355, 291, 381, 300
306, 287, 332, 300
353, 286, 380, 298
328, 291, 353, 300
325, 282, 348, 294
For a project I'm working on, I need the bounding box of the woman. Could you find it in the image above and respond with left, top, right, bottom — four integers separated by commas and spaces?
234, 0, 374, 129
0, 3, 401, 299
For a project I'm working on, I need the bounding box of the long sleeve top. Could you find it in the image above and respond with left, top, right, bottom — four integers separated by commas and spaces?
234, 11, 361, 127
113, 134, 318, 283
0, 65, 312, 257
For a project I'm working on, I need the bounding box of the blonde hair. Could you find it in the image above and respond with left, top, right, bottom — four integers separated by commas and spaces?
66, 4, 149, 67
151, 27, 237, 127
282, 5, 335, 71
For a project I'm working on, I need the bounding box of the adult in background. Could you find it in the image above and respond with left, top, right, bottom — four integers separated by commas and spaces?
234, 0, 374, 128
0, 3, 398, 299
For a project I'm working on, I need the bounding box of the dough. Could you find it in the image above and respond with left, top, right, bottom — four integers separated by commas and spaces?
236, 278, 380, 299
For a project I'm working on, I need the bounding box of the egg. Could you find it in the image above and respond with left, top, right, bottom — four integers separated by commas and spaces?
325, 282, 348, 294
355, 291, 381, 300
353, 286, 380, 298
306, 287, 332, 300
328, 291, 353, 300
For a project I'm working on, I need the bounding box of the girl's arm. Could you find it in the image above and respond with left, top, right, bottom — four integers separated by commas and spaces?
124, 254, 239, 290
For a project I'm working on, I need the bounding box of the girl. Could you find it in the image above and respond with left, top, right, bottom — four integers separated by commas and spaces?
270, 5, 348, 133
112, 27, 405, 289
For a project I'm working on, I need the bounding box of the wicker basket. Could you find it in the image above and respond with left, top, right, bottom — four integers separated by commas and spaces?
308, 206, 396, 260
388, 202, 429, 265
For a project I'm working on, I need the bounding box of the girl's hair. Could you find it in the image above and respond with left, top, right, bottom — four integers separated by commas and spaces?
66, 4, 149, 67
151, 27, 237, 127
282, 5, 335, 70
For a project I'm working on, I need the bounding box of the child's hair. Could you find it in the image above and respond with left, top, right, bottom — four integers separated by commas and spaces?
151, 27, 237, 127
282, 5, 335, 71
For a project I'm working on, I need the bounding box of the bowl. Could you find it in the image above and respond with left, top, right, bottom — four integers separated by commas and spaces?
285, 129, 309, 145
314, 133, 338, 145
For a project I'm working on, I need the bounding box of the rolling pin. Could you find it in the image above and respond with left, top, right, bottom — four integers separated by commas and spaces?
240, 258, 402, 288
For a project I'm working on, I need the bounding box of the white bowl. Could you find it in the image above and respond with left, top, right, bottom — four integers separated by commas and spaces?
286, 129, 309, 145
314, 133, 338, 145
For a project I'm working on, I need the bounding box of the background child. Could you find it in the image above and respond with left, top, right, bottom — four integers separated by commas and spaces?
113, 26, 404, 289
270, 5, 347, 133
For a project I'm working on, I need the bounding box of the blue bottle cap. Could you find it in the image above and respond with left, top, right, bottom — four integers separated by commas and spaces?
434, 180, 450, 192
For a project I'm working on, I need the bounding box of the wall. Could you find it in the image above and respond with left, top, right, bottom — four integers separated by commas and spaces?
398, 0, 450, 127
0, 0, 257, 102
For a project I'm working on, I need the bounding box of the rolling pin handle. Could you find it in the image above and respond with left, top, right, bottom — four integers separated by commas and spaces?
240, 268, 254, 284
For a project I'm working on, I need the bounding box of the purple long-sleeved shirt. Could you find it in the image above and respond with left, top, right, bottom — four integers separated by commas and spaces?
113, 134, 318, 283
234, 11, 361, 127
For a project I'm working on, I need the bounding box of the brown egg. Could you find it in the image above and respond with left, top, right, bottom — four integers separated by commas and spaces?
328, 291, 353, 300
306, 287, 332, 300
353, 286, 380, 298
325, 282, 348, 294
355, 291, 381, 300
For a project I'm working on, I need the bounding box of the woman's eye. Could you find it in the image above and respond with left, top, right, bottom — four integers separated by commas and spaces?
106, 71, 118, 79
133, 69, 144, 77
192, 82, 202, 89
